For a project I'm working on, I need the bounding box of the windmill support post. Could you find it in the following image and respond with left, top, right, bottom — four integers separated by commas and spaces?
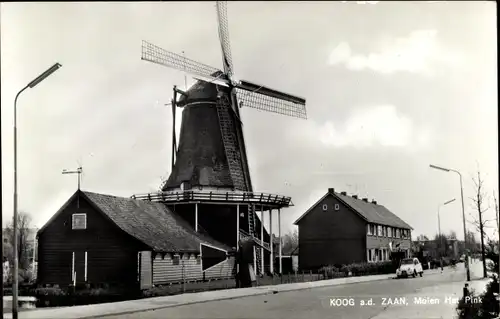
195, 203, 198, 232
236, 204, 240, 274
278, 208, 282, 275
261, 205, 264, 275
269, 208, 273, 275
253, 246, 257, 277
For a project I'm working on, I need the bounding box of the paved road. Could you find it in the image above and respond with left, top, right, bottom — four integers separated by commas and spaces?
105, 264, 484, 319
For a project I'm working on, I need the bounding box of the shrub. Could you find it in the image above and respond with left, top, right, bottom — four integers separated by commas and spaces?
456, 244, 499, 319
319, 261, 395, 278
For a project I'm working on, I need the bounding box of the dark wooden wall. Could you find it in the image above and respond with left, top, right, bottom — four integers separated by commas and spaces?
37, 194, 147, 288
297, 195, 367, 270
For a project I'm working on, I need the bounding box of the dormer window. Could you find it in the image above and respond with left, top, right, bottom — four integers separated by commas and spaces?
72, 213, 87, 230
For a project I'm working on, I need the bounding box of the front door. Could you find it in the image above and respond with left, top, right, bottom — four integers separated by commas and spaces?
73, 251, 86, 284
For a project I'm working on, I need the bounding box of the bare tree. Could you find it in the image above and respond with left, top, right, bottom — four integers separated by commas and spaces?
494, 191, 500, 244
465, 230, 478, 252
280, 229, 298, 255
4, 212, 34, 272
434, 233, 450, 257
416, 234, 429, 241
469, 169, 492, 278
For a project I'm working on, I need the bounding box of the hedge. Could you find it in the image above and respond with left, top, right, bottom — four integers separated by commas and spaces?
319, 261, 396, 279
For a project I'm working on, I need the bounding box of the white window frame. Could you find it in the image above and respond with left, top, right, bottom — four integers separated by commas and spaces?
377, 225, 383, 236
334, 204, 340, 211
322, 204, 328, 211
72, 213, 87, 230
173, 254, 180, 265
367, 224, 373, 236
388, 227, 392, 238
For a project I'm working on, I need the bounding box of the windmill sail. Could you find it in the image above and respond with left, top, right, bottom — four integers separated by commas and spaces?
141, 1, 307, 192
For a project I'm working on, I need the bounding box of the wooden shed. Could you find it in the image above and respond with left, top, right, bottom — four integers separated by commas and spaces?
36, 190, 233, 289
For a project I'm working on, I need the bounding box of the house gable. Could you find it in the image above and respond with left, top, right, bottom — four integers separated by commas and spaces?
37, 191, 147, 249
297, 194, 367, 239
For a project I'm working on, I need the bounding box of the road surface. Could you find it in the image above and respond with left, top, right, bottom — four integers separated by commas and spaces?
102, 264, 484, 319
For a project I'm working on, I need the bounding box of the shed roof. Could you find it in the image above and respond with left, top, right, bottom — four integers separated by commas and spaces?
38, 190, 231, 253
293, 190, 412, 229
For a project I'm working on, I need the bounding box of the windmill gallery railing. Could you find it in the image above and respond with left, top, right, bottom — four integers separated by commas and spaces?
131, 190, 293, 210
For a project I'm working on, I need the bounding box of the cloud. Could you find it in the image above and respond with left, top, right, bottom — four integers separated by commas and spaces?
292, 105, 432, 150
328, 30, 462, 75
341, 1, 379, 4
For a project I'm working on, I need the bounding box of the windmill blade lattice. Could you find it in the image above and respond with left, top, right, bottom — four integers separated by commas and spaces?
235, 88, 307, 119
215, 1, 234, 77
142, 40, 225, 83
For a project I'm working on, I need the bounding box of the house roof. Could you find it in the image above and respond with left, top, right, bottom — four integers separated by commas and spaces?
293, 190, 412, 230
38, 190, 231, 253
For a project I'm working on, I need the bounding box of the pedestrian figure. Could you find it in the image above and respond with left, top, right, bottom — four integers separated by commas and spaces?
440, 257, 444, 272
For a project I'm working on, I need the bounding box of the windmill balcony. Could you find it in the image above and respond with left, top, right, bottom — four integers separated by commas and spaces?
131, 190, 293, 211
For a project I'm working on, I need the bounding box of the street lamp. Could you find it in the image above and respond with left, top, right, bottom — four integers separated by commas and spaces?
438, 198, 456, 256
13, 62, 62, 319
430, 164, 470, 281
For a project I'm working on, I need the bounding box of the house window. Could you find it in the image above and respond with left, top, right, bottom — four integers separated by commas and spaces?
322, 204, 328, 211
334, 204, 340, 211
72, 213, 87, 230
396, 229, 400, 238
368, 249, 372, 262
196, 255, 201, 265
377, 225, 383, 236
173, 254, 180, 265
367, 224, 373, 235
388, 227, 392, 238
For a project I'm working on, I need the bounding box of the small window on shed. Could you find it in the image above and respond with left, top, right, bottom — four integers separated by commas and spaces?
173, 254, 180, 265
196, 255, 201, 264
72, 213, 87, 230
322, 204, 328, 211
334, 204, 340, 211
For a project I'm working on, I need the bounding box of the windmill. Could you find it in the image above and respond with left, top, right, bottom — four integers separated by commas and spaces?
141, 1, 307, 193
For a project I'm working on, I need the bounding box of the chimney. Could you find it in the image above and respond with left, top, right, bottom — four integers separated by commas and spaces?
352, 195, 358, 199
362, 198, 368, 202
328, 188, 334, 193
340, 191, 347, 196
371, 199, 377, 205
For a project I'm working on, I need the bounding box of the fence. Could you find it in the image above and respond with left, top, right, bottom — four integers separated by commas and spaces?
143, 270, 329, 297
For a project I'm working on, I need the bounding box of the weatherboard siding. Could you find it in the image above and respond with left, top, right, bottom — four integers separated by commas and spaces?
152, 254, 235, 284
153, 253, 201, 284
204, 257, 234, 279
37, 195, 147, 287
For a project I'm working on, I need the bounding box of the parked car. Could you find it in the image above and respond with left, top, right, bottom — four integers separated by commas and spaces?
396, 258, 423, 278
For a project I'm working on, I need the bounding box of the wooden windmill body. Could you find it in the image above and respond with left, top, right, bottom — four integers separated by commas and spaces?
135, 1, 307, 279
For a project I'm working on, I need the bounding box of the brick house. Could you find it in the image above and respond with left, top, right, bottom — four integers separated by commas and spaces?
294, 188, 413, 270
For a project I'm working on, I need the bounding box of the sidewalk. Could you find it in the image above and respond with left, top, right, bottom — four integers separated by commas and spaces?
5, 263, 486, 319
372, 261, 492, 319
5, 272, 395, 319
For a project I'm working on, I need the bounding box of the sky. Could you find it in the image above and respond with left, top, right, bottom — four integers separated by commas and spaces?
1, 1, 498, 242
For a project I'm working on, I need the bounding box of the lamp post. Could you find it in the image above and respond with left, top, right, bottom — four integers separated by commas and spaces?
430, 164, 470, 281
13, 62, 62, 319
438, 198, 456, 256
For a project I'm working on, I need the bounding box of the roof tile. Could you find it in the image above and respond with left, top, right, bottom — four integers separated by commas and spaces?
336, 193, 412, 229
83, 191, 231, 253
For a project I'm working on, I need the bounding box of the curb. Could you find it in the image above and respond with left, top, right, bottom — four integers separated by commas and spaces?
79, 275, 393, 319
